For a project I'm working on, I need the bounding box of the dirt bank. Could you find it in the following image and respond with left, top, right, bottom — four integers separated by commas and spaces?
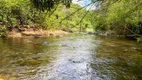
7, 30, 69, 38
6, 25, 69, 38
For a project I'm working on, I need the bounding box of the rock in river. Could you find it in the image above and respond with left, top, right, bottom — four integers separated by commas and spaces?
42, 42, 49, 46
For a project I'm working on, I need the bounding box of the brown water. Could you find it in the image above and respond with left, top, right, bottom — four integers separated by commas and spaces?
0, 34, 142, 80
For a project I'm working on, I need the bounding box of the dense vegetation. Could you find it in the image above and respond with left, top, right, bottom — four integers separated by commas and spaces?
90, 0, 142, 35
0, 0, 142, 37
0, 0, 92, 37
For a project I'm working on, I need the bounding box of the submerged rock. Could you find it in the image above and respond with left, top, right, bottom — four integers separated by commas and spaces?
42, 42, 49, 46
61, 28, 73, 33
34, 35, 42, 38
72, 61, 81, 63
68, 58, 85, 63
56, 35, 60, 38
62, 44, 68, 47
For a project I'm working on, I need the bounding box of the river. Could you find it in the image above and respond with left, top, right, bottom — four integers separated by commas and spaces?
0, 34, 142, 80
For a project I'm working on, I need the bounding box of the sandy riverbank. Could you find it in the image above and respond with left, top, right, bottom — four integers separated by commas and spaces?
7, 30, 69, 38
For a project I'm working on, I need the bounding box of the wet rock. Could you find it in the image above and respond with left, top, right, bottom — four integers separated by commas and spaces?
124, 49, 128, 52
56, 35, 60, 38
68, 59, 80, 63
42, 42, 49, 46
61, 28, 73, 33
87, 32, 93, 34
49, 33, 54, 36
62, 44, 68, 47
72, 61, 81, 63
131, 47, 136, 50
69, 58, 85, 63
33, 56, 40, 59
24, 39, 32, 43
34, 35, 42, 38
110, 45, 115, 47
68, 59, 72, 61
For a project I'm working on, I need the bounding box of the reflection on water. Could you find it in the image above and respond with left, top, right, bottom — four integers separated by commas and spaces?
28, 35, 96, 80
91, 37, 142, 80
0, 35, 142, 80
0, 37, 59, 79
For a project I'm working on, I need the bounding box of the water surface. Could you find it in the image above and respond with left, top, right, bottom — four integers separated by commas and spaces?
0, 34, 142, 80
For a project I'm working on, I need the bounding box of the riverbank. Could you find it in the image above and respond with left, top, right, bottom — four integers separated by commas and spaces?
87, 31, 142, 42
7, 30, 69, 38
4, 25, 69, 38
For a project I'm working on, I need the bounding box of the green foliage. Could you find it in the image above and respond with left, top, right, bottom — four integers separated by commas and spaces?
90, 0, 142, 34
0, 25, 7, 37
0, 0, 93, 35
41, 3, 92, 31
31, 0, 72, 11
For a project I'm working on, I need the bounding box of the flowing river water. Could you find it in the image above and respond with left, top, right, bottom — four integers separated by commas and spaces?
0, 34, 142, 80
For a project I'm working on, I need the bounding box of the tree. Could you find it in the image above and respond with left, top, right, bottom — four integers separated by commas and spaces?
90, 0, 142, 35
31, 0, 72, 11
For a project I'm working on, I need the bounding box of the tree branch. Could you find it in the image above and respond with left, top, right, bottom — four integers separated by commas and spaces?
60, 1, 98, 23
77, 3, 95, 25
